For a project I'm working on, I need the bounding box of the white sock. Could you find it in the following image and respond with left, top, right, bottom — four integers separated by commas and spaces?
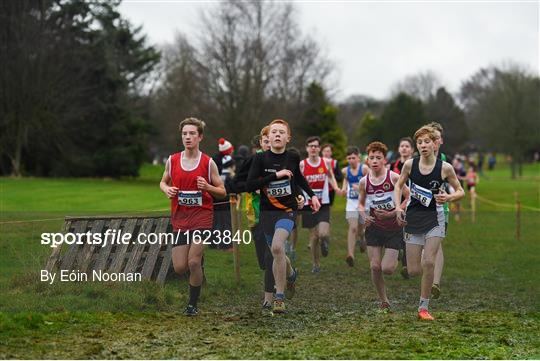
418, 297, 430, 311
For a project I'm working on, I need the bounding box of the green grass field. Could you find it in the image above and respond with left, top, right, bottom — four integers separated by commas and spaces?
0, 162, 539, 359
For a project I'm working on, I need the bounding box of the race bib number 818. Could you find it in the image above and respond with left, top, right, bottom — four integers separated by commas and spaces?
410, 183, 433, 207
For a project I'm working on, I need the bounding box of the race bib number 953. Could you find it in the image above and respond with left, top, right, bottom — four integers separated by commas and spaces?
410, 183, 433, 207
178, 191, 203, 206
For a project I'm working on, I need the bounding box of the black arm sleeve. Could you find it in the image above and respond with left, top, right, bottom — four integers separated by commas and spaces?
292, 154, 315, 198
246, 153, 277, 192
233, 154, 254, 194
334, 160, 343, 182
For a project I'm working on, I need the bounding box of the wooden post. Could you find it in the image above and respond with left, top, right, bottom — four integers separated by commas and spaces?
229, 194, 241, 283
515, 192, 521, 241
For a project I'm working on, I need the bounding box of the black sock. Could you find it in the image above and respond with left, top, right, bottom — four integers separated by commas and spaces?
188, 284, 201, 307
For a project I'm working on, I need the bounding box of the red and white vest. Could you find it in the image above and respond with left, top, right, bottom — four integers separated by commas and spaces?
169, 151, 213, 231
302, 158, 330, 205
365, 170, 400, 230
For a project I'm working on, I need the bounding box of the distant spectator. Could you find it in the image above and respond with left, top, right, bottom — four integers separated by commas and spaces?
477, 152, 485, 176
234, 145, 250, 169
213, 138, 234, 174
488, 153, 497, 171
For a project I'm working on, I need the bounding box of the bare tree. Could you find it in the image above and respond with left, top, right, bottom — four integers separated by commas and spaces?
391, 70, 442, 102
152, 0, 333, 153
460, 63, 540, 178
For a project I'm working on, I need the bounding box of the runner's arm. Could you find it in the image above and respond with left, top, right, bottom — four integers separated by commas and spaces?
334, 160, 343, 182
160, 157, 178, 199
358, 177, 374, 226
390, 171, 410, 211
199, 159, 226, 199
437, 163, 465, 203
394, 159, 412, 212
246, 153, 277, 192
325, 159, 341, 193
358, 177, 368, 219
340, 167, 348, 193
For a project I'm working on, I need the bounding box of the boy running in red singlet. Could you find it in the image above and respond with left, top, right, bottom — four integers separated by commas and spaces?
160, 117, 226, 316
300, 136, 343, 273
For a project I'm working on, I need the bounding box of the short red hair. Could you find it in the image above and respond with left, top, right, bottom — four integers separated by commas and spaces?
260, 125, 270, 137
366, 141, 388, 157
269, 119, 291, 136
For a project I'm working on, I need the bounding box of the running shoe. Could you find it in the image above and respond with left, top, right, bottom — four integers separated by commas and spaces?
261, 301, 273, 316
272, 299, 286, 314
346, 255, 354, 267
418, 308, 435, 321
400, 266, 409, 279
183, 304, 199, 316
285, 268, 298, 299
431, 284, 441, 299
321, 238, 329, 257
311, 265, 321, 274
378, 301, 391, 314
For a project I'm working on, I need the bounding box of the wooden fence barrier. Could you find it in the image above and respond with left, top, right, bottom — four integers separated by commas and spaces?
46, 215, 174, 284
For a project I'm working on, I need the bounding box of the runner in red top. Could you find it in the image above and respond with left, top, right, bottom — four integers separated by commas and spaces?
160, 117, 226, 316
358, 141, 409, 313
300, 136, 342, 273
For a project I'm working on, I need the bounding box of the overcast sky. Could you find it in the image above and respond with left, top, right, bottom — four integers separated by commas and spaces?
119, 1, 539, 101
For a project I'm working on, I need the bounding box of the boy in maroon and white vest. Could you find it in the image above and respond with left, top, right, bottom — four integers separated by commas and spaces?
358, 141, 409, 313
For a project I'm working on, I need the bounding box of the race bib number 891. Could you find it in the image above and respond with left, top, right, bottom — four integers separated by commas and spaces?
268, 180, 292, 197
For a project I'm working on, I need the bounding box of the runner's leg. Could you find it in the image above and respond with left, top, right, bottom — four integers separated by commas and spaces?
381, 248, 399, 275
347, 217, 358, 259
172, 244, 189, 276
433, 244, 444, 285
309, 227, 320, 269
406, 243, 423, 277
187, 242, 205, 307
421, 237, 442, 299
271, 228, 291, 295
367, 246, 387, 303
